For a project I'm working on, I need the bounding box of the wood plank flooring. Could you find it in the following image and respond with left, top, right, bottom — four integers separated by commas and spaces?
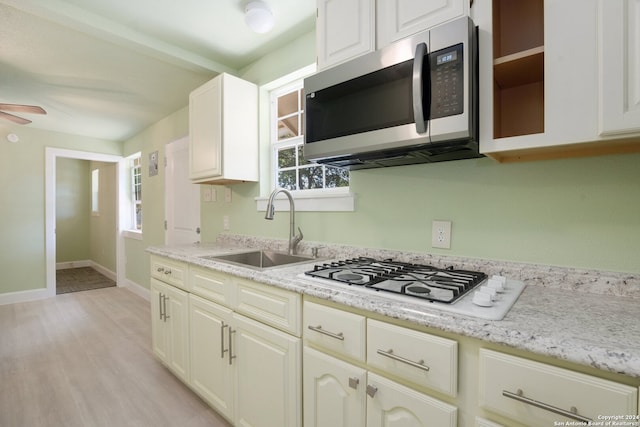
0, 287, 231, 427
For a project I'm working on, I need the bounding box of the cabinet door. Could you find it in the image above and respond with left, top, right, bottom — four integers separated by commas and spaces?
366, 373, 457, 427
150, 279, 169, 365
233, 313, 301, 427
377, 0, 467, 48
189, 76, 222, 180
165, 285, 190, 383
316, 0, 374, 70
600, 0, 640, 135
303, 347, 366, 427
189, 294, 234, 421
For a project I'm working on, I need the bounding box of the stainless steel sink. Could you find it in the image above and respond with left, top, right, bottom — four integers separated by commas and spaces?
201, 250, 317, 270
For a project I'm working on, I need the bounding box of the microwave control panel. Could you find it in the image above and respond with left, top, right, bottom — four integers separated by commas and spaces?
429, 43, 464, 119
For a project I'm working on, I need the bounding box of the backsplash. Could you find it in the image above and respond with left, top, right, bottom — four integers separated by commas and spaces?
216, 233, 640, 299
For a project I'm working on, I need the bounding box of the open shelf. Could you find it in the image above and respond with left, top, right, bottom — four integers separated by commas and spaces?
493, 0, 544, 139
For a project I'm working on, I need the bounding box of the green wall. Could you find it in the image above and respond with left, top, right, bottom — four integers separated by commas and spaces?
56, 158, 91, 263
89, 161, 117, 272
200, 153, 640, 274
0, 124, 122, 294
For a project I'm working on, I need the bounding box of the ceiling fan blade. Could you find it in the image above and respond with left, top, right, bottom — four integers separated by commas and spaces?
0, 111, 32, 125
0, 104, 47, 115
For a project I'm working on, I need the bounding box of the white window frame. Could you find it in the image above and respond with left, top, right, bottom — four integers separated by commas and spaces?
91, 168, 99, 216
255, 64, 354, 213
122, 152, 142, 240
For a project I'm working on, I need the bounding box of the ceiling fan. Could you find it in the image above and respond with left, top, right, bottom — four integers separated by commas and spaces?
0, 103, 47, 125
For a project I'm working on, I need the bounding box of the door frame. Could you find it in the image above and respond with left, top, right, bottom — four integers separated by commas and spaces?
45, 147, 125, 297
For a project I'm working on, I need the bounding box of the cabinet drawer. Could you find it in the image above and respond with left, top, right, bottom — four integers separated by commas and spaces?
367, 319, 457, 397
150, 256, 187, 290
303, 301, 366, 362
479, 349, 638, 425
234, 278, 301, 336
189, 266, 233, 307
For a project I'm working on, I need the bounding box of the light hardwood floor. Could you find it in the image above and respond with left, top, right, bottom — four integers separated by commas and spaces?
0, 287, 231, 427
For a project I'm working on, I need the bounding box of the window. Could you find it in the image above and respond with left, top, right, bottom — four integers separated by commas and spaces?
131, 154, 142, 230
271, 81, 349, 191
91, 168, 99, 215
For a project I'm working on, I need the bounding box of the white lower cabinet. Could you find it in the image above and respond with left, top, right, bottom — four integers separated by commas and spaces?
367, 372, 457, 427
479, 349, 638, 425
233, 313, 301, 427
150, 278, 190, 383
303, 300, 457, 427
188, 293, 234, 420
304, 346, 367, 427
188, 291, 301, 427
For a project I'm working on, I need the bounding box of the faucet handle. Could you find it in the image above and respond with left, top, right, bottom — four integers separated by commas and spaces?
312, 246, 324, 258
296, 227, 303, 240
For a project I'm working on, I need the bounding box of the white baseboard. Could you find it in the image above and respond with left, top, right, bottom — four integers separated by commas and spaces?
56, 260, 117, 282
57, 260, 91, 270
0, 288, 54, 306
2, 263, 144, 306
122, 278, 150, 301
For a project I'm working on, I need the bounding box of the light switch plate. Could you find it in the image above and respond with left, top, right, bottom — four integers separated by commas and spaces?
432, 220, 452, 249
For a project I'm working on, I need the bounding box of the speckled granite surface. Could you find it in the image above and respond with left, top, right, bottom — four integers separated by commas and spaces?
147, 234, 640, 378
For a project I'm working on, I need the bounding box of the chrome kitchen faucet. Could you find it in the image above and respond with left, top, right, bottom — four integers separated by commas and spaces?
265, 188, 303, 255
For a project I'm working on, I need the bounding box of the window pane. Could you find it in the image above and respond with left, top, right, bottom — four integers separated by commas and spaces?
325, 166, 350, 188
277, 170, 296, 190
297, 146, 311, 166
277, 91, 298, 118
278, 147, 296, 168
135, 204, 142, 230
278, 116, 299, 140
299, 166, 323, 190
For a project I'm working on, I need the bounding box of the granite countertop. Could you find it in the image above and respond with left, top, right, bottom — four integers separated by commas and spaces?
147, 237, 640, 379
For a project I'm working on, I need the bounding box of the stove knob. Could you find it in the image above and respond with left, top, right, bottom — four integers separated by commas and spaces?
472, 291, 493, 307
477, 286, 497, 301
488, 275, 507, 292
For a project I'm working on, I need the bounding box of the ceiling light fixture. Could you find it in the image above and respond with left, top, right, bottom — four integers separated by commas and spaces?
245, 1, 274, 34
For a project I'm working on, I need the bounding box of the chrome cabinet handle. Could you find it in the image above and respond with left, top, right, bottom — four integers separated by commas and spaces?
158, 293, 164, 321
308, 325, 344, 341
376, 348, 430, 372
228, 328, 236, 365
502, 389, 592, 423
220, 322, 229, 359
163, 295, 170, 321
412, 41, 430, 134
164, 269, 172, 275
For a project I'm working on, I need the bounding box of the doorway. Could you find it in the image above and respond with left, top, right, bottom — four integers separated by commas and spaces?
45, 148, 124, 297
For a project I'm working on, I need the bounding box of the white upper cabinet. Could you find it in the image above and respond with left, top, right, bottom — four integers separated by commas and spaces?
476, 0, 640, 162
189, 73, 258, 184
599, 0, 640, 136
376, 0, 469, 48
316, 0, 468, 70
316, 0, 374, 70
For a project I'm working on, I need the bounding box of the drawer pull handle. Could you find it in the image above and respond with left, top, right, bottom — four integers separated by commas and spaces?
308, 325, 344, 341
156, 267, 165, 273
502, 389, 592, 423
376, 349, 430, 372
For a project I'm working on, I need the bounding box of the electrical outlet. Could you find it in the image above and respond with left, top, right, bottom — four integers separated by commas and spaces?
203, 187, 212, 202
223, 215, 230, 231
224, 187, 232, 203
432, 220, 452, 249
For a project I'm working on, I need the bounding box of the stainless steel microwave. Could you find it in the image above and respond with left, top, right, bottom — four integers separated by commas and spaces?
303, 16, 480, 170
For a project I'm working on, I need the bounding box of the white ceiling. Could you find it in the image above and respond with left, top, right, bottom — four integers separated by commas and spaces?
0, 0, 315, 141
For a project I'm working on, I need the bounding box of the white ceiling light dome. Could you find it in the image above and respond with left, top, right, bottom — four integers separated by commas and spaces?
245, 1, 274, 34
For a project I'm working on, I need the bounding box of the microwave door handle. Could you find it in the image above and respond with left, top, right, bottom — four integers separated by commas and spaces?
412, 42, 429, 134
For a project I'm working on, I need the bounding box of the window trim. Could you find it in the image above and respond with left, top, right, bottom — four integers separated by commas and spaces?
91, 168, 99, 216
255, 64, 354, 212
123, 152, 143, 235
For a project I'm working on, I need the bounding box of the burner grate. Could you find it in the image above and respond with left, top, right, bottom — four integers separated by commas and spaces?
304, 258, 487, 304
